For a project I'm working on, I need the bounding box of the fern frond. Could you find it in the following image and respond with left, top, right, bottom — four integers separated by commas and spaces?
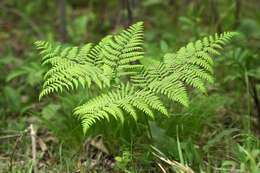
148, 76, 189, 107
74, 83, 168, 134
86, 35, 113, 66
163, 32, 238, 89
36, 22, 238, 133
35, 41, 107, 100
101, 22, 144, 78
132, 32, 238, 106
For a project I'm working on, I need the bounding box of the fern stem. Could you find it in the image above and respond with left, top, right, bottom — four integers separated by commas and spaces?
145, 117, 153, 140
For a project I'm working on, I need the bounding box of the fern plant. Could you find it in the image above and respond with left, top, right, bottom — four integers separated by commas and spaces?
35, 22, 238, 134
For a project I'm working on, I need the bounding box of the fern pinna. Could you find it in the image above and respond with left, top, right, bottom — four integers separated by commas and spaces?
35, 22, 237, 134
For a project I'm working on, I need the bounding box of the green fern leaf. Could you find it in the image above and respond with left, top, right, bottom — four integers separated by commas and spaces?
74, 83, 168, 134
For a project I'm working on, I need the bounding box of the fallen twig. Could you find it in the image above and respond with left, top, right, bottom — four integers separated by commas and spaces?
157, 162, 167, 173
9, 128, 29, 172
0, 134, 24, 139
30, 124, 38, 173
153, 152, 195, 173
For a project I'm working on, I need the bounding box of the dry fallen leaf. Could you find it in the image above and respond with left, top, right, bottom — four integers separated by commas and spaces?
38, 137, 48, 152
77, 160, 82, 169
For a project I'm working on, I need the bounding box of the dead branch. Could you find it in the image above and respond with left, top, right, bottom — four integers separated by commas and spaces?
153, 152, 195, 173
30, 124, 38, 173
0, 134, 24, 139
9, 128, 28, 172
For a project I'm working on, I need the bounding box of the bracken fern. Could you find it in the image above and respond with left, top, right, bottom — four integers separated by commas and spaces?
35, 21, 238, 133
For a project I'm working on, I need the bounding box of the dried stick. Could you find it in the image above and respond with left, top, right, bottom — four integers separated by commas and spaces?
157, 162, 167, 173
0, 134, 22, 139
153, 152, 195, 173
30, 124, 38, 173
9, 129, 28, 171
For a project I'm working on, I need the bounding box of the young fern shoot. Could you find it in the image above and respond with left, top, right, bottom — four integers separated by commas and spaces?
35, 21, 238, 134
